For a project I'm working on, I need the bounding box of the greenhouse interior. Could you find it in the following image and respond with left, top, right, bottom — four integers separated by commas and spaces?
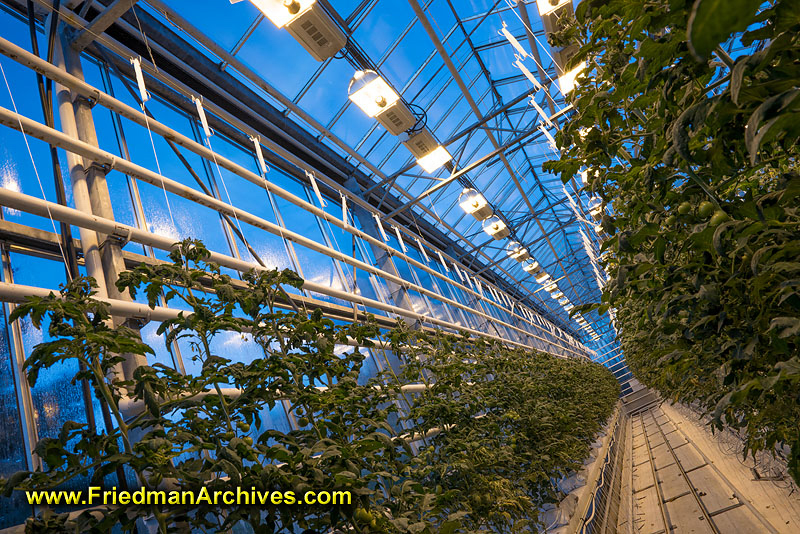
0, 0, 797, 532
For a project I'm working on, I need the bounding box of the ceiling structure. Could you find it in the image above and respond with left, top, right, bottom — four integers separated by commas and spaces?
179, 0, 610, 337
2, 0, 624, 369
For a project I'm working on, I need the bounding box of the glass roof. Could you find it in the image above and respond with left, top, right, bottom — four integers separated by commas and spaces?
153, 0, 612, 345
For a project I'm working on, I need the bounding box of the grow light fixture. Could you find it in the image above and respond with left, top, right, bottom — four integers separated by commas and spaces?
458, 188, 493, 220
558, 61, 586, 94
522, 259, 541, 273
536, 0, 571, 17
400, 129, 452, 173
539, 0, 575, 38
237, 0, 346, 61
564, 303, 574, 311
348, 70, 416, 135
559, 297, 569, 306
482, 216, 510, 239
506, 241, 531, 262
534, 271, 551, 284
544, 282, 559, 293
551, 291, 564, 300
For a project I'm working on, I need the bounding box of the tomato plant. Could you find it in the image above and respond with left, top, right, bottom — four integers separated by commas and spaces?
1, 240, 617, 532
544, 0, 800, 483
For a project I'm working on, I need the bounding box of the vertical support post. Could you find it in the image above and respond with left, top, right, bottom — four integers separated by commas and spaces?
55, 32, 146, 379
54, 41, 110, 299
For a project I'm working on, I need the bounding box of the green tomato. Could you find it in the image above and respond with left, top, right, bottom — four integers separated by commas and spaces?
369, 519, 378, 529
698, 201, 714, 218
221, 431, 235, 440
677, 201, 692, 215
354, 508, 372, 523
297, 417, 310, 427
237, 421, 250, 432
709, 210, 729, 226
665, 214, 677, 225
243, 436, 253, 446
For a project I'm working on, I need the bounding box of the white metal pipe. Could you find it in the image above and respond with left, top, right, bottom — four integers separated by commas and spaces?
52, 38, 111, 299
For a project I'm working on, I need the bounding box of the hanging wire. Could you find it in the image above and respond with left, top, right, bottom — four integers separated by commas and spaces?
0, 61, 72, 280
139, 99, 177, 231
204, 134, 247, 238
131, 4, 159, 73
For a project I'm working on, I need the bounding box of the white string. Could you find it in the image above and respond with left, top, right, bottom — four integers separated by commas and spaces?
141, 102, 176, 231
1, 62, 72, 280
205, 135, 246, 239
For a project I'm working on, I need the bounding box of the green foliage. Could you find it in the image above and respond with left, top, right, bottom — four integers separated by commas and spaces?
1, 240, 618, 533
549, 0, 800, 483
687, 0, 762, 59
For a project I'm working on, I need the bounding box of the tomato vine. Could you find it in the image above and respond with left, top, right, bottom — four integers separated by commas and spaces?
1, 240, 617, 533
544, 0, 800, 483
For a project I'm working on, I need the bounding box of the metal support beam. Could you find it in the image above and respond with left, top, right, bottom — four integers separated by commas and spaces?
407, 0, 583, 307
56, 31, 147, 380
71, 0, 138, 51
23, 1, 567, 345
367, 88, 563, 195
382, 124, 546, 220
408, 0, 537, 214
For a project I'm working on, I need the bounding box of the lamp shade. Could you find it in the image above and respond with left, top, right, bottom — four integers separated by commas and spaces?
458, 188, 493, 220
249, 0, 316, 27
401, 129, 452, 173
558, 61, 586, 94
348, 70, 400, 117
536, 0, 571, 17
482, 216, 510, 239
506, 240, 531, 262
348, 71, 416, 135
522, 259, 541, 273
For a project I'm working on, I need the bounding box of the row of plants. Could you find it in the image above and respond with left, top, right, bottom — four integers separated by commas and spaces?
0, 240, 618, 533
545, 0, 800, 483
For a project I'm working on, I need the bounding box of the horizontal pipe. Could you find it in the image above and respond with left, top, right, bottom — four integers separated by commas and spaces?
0, 208, 567, 355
